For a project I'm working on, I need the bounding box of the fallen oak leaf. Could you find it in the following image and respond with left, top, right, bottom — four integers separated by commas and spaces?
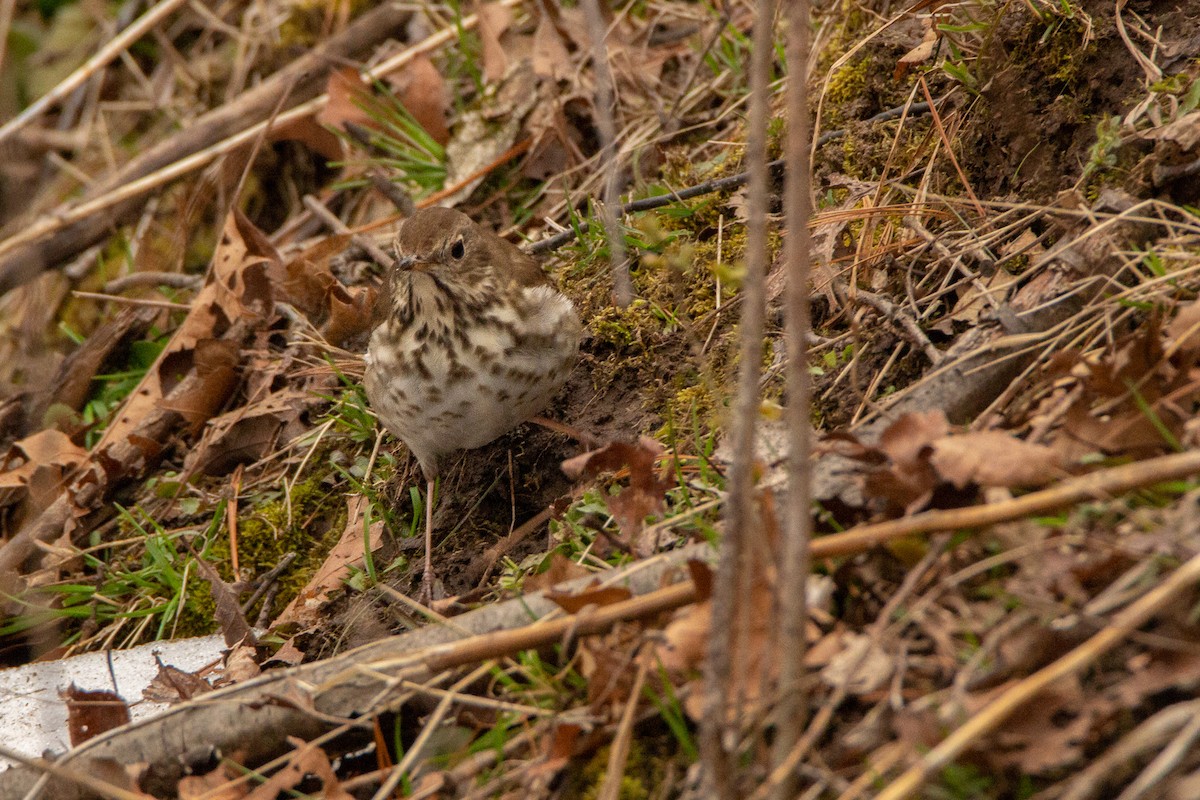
275, 233, 353, 317
524, 551, 591, 593
546, 583, 632, 614
532, 4, 572, 81
244, 738, 352, 800
894, 22, 940, 80
323, 282, 377, 346
183, 387, 316, 476
930, 431, 1066, 489
561, 436, 674, 554
158, 338, 241, 429
0, 429, 88, 512
315, 67, 375, 140
142, 659, 214, 705
176, 761, 248, 800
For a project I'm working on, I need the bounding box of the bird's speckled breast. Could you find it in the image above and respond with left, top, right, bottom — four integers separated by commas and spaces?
365, 276, 580, 476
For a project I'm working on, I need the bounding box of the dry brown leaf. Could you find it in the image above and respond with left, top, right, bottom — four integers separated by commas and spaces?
245, 738, 352, 800
93, 211, 278, 455
879, 409, 950, 465
86, 758, 153, 799
0, 429, 87, 512
942, 263, 1021, 326
532, 7, 572, 81
220, 644, 262, 686
159, 338, 241, 429
839, 411, 1063, 512
1166, 297, 1200, 356
545, 582, 631, 613
268, 113, 345, 162
1143, 109, 1200, 150
1113, 650, 1200, 708
968, 675, 1105, 774
276, 233, 352, 316
63, 684, 130, 746
266, 637, 307, 667
819, 632, 894, 695
894, 23, 940, 80
269, 68, 372, 161
386, 53, 451, 146
442, 61, 539, 205
656, 564, 776, 721
930, 431, 1065, 488
578, 624, 643, 707
524, 552, 591, 592
324, 283, 378, 345
520, 88, 578, 180
656, 599, 710, 675
477, 1, 514, 82
522, 723, 580, 786
824, 413, 943, 513
273, 232, 377, 344
317, 66, 374, 134
561, 436, 673, 554
193, 556, 255, 648
178, 763, 248, 800
142, 661, 214, 704
182, 388, 316, 476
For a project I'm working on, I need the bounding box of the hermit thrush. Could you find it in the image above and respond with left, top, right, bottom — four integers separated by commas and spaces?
364, 207, 581, 599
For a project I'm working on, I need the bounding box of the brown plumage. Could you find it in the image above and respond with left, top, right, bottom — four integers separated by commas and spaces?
364, 207, 581, 598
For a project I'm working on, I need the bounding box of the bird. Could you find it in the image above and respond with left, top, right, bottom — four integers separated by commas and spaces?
363, 206, 581, 601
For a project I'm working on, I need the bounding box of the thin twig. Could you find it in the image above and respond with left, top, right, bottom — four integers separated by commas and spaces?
0, 0, 191, 146
876, 535, 1200, 800
524, 100, 935, 256
70, 291, 191, 310
700, 0, 775, 795
849, 286, 943, 366
770, 0, 815, 794
596, 650, 651, 800
303, 194, 395, 268
0, 0, 15, 84
0, 740, 149, 800
581, 0, 634, 306
103, 271, 202, 293
808, 449, 1200, 559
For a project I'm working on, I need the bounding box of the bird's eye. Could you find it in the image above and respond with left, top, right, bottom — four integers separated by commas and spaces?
450, 238, 465, 260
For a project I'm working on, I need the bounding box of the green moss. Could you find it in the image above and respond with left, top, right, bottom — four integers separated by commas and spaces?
174, 476, 348, 636
824, 57, 871, 123
279, 0, 375, 48
577, 741, 653, 800
588, 300, 658, 353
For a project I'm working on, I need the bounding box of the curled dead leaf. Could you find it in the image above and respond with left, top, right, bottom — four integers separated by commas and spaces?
561, 436, 673, 553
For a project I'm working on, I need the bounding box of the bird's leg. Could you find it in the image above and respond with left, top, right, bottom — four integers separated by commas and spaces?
420, 476, 436, 604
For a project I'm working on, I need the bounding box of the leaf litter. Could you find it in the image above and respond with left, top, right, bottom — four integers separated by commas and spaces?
3, 0, 1200, 797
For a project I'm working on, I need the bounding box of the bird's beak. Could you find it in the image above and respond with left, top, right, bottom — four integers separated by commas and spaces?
394, 253, 417, 271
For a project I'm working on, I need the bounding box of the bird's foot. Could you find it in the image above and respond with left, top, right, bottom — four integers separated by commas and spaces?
418, 567, 437, 607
